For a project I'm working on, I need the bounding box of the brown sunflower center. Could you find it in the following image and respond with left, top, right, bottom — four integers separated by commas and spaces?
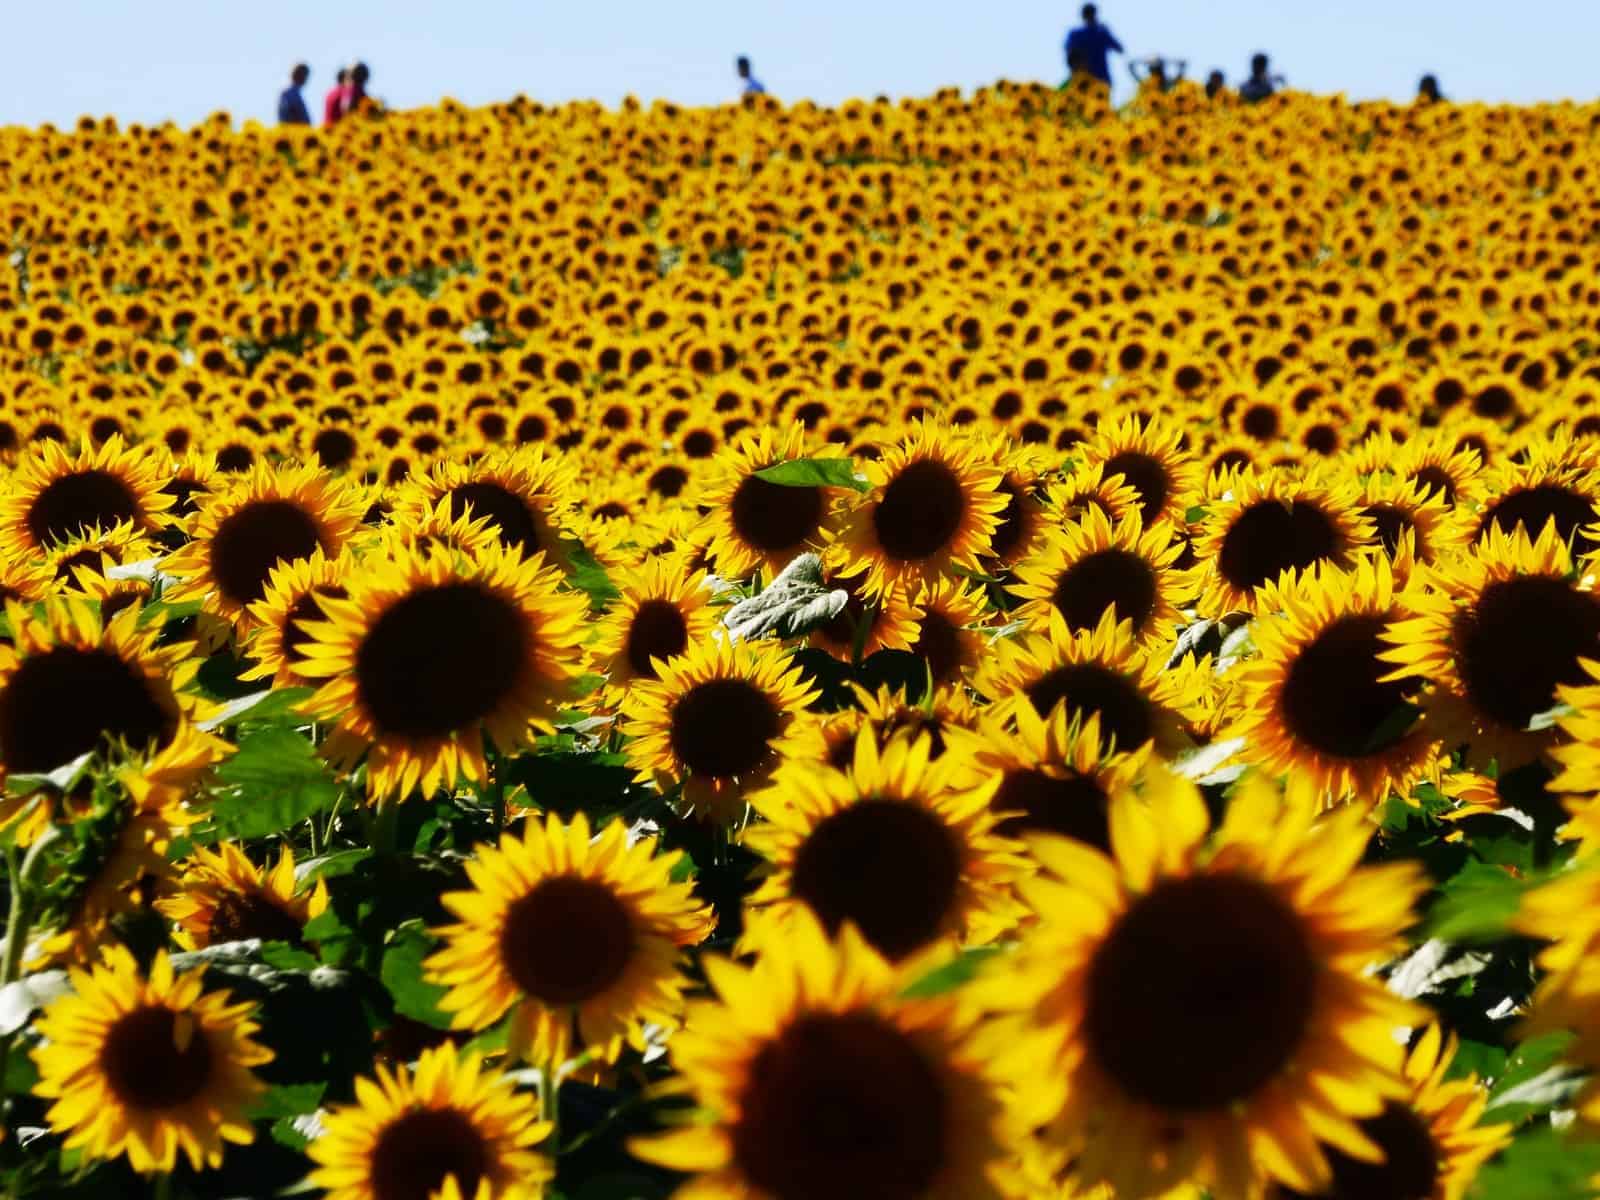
986, 477, 1029, 562
1478, 484, 1597, 548
624, 599, 690, 678
210, 892, 305, 946
1216, 500, 1343, 599
1408, 465, 1456, 506
1086, 872, 1315, 1111
872, 458, 967, 561
992, 768, 1111, 850
209, 499, 324, 607
0, 647, 176, 773
912, 610, 966, 684
1270, 1101, 1438, 1200
732, 1011, 947, 1200
447, 481, 543, 555
1458, 576, 1600, 729
25, 468, 143, 548
354, 583, 531, 742
282, 586, 347, 666
1023, 666, 1153, 752
789, 799, 961, 960
311, 428, 358, 470
369, 1106, 491, 1200
1100, 450, 1170, 524
730, 475, 824, 555
1280, 614, 1422, 759
1364, 505, 1417, 559
668, 678, 782, 779
1051, 547, 1160, 634
100, 1005, 213, 1110
499, 875, 635, 1006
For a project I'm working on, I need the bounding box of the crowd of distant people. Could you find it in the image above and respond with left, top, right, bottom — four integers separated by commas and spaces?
273, 15, 1451, 128
1064, 4, 1444, 104
277, 62, 375, 127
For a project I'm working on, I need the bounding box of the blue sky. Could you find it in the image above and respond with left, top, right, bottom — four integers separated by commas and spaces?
2, 1, 1596, 129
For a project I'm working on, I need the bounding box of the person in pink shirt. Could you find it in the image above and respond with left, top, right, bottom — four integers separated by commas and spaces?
323, 67, 352, 126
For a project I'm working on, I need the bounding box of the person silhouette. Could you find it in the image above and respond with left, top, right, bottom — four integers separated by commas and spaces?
736, 56, 766, 96
1205, 69, 1228, 99
277, 64, 311, 125
349, 62, 372, 112
1130, 55, 1186, 92
1064, 4, 1123, 86
1417, 73, 1444, 103
1238, 53, 1282, 103
323, 67, 351, 125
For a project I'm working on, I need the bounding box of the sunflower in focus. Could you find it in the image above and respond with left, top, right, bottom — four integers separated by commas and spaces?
306, 1044, 553, 1200
978, 770, 1425, 1200
1233, 558, 1440, 807
589, 554, 717, 699
907, 576, 991, 685
831, 423, 1006, 598
744, 731, 1017, 961
806, 565, 921, 663
1010, 507, 1187, 645
298, 541, 588, 798
701, 424, 841, 580
1382, 521, 1600, 769
163, 462, 364, 632
155, 843, 329, 950
31, 945, 271, 1173
425, 811, 712, 1067
808, 681, 979, 770
622, 638, 818, 824
394, 445, 577, 562
1080, 415, 1199, 529
241, 549, 351, 688
0, 436, 171, 554
631, 911, 1018, 1200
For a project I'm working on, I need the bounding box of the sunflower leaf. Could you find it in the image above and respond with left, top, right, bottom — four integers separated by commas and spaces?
247, 1081, 326, 1122
197, 685, 315, 732
4, 751, 96, 797
723, 552, 850, 641
1169, 736, 1246, 783
0, 969, 70, 1036
559, 537, 621, 613
1427, 861, 1531, 943
752, 457, 870, 492
209, 728, 340, 839
1468, 1125, 1600, 1199
380, 921, 453, 1029
1362, 701, 1424, 754
1526, 701, 1576, 733
900, 945, 1006, 999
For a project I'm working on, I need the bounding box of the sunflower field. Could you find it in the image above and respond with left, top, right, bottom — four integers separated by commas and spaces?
4, 72, 1600, 1198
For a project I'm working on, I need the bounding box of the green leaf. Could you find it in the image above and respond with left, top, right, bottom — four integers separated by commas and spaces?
260, 941, 320, 971
294, 848, 373, 883
900, 946, 1005, 999
1469, 1126, 1600, 1199
1184, 504, 1209, 523
1526, 702, 1577, 733
247, 1081, 325, 1121
6, 751, 96, 797
1169, 736, 1246, 784
197, 685, 314, 732
208, 728, 339, 839
753, 457, 870, 492
1427, 861, 1529, 943
560, 537, 621, 613
380, 922, 453, 1029
1362, 701, 1425, 754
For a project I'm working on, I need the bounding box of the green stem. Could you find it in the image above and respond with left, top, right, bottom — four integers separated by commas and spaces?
1, 846, 28, 989
369, 791, 400, 856
307, 813, 323, 858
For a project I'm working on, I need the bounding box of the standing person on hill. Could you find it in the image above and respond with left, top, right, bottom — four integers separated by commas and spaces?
1063, 4, 1123, 86
278, 64, 312, 125
349, 62, 372, 112
324, 67, 352, 126
1239, 53, 1283, 103
736, 56, 766, 96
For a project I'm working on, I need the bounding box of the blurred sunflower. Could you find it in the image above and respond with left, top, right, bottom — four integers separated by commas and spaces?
1080, 415, 1199, 528
31, 945, 271, 1173
306, 1045, 552, 1200
979, 771, 1424, 1199
426, 811, 712, 1067
156, 843, 329, 950
298, 542, 588, 798
907, 576, 991, 685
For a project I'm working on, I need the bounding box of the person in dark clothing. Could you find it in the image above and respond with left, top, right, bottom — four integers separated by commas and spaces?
278, 64, 311, 125
1130, 56, 1186, 91
1417, 73, 1444, 103
349, 62, 372, 112
736, 55, 766, 95
1238, 53, 1282, 103
1064, 4, 1123, 85
1205, 69, 1227, 99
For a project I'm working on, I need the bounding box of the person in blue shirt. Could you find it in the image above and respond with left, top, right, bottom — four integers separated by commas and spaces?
1064, 5, 1123, 86
737, 56, 766, 96
277, 64, 312, 126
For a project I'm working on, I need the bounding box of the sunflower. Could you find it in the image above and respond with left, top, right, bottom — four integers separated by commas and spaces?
1263, 1024, 1510, 1200
306, 1044, 553, 1200
240, 549, 353, 688
1079, 415, 1200, 528
366, 492, 506, 560
1010, 506, 1188, 645
976, 433, 1051, 568
0, 436, 172, 554
831, 423, 1006, 598
297, 541, 588, 799
588, 554, 717, 699
0, 599, 222, 827
806, 564, 921, 663
977, 770, 1425, 1200
1472, 450, 1600, 554
907, 576, 991, 685
1233, 558, 1441, 807
393, 445, 577, 562
630, 911, 1018, 1200
155, 842, 329, 950
807, 682, 980, 771
30, 945, 271, 1173
162, 462, 364, 632
700, 423, 841, 580
1383, 521, 1600, 770
622, 638, 818, 824
944, 700, 1149, 852
1044, 461, 1146, 527
425, 811, 712, 1067
1387, 433, 1483, 509
1192, 468, 1376, 617
1356, 473, 1468, 581
45, 520, 156, 588
976, 609, 1204, 757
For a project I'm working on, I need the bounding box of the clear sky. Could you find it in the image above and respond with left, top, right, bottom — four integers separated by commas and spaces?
2, 0, 1596, 129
